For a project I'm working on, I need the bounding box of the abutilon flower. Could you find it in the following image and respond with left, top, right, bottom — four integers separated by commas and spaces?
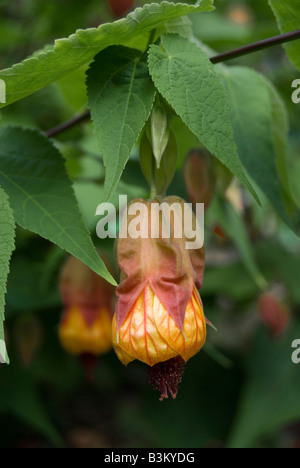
112, 196, 209, 400
58, 254, 115, 379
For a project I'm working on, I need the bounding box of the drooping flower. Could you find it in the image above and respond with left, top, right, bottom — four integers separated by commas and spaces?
112, 196, 208, 400
58, 254, 115, 378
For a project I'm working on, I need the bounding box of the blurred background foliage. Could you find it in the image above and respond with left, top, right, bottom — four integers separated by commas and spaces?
0, 0, 300, 448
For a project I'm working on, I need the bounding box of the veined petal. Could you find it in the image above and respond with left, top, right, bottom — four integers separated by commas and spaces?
113, 284, 177, 366
153, 288, 206, 362
111, 321, 136, 366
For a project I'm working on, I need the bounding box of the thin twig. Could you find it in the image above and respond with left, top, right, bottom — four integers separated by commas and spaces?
45, 29, 300, 138
45, 109, 91, 138
74, 176, 105, 184
211, 29, 300, 64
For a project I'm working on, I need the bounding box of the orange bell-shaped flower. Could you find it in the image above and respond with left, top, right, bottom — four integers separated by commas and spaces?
112, 196, 208, 399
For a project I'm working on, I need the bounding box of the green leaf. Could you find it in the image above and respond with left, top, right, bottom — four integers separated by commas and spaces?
0, 364, 65, 447
222, 66, 299, 231
74, 179, 147, 230
156, 15, 195, 39
170, 116, 201, 168
87, 46, 156, 200
190, 10, 251, 45
254, 242, 300, 305
0, 1, 214, 109
56, 63, 89, 111
0, 186, 15, 364
228, 326, 300, 448
0, 126, 116, 286
148, 34, 258, 203
202, 262, 259, 302
210, 196, 267, 290
269, 0, 300, 71
6, 256, 61, 313
269, 80, 299, 225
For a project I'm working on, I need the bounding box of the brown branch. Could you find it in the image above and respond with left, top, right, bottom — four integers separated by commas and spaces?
211, 29, 300, 64
45, 29, 300, 138
44, 109, 91, 138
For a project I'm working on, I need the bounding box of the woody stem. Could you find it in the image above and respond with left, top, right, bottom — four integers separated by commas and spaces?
210, 29, 300, 64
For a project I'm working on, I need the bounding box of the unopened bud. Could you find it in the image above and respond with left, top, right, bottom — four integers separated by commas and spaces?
258, 292, 291, 337
184, 149, 216, 211
151, 105, 170, 169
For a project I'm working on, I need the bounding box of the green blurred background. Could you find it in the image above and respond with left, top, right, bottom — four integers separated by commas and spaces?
0, 0, 300, 448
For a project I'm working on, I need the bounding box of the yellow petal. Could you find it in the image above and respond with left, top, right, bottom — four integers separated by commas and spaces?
59, 306, 112, 356
113, 284, 177, 366
112, 316, 136, 366
87, 307, 113, 355
153, 288, 206, 362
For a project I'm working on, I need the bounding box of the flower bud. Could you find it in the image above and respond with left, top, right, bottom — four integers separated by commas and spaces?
258, 292, 291, 337
151, 104, 170, 169
184, 149, 216, 211
112, 196, 208, 399
213, 224, 227, 241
